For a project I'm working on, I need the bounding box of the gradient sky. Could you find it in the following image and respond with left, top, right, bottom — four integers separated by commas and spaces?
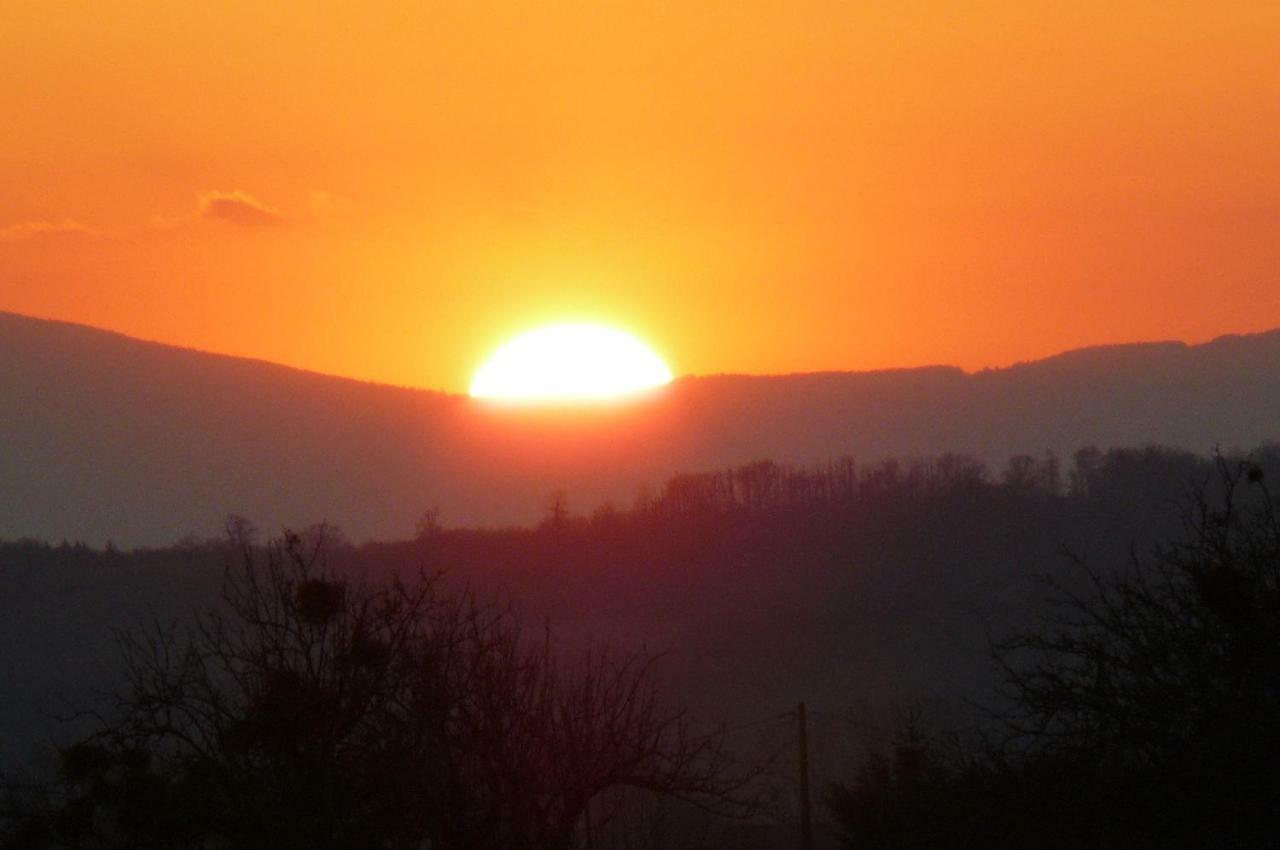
3, 1, 1278, 392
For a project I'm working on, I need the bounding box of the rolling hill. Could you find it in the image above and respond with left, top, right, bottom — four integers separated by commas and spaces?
2, 310, 1278, 546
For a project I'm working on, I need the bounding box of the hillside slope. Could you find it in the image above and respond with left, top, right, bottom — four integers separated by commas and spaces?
2, 311, 1278, 544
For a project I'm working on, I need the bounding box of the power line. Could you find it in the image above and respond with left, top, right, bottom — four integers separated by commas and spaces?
720, 709, 797, 737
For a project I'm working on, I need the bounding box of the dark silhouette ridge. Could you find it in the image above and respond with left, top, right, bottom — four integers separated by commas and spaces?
3, 309, 1279, 546
4, 445, 1276, 747
4, 445, 1279, 847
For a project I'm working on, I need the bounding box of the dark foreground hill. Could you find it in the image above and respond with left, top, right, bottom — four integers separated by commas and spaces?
4, 445, 1278, 843
3, 310, 1279, 546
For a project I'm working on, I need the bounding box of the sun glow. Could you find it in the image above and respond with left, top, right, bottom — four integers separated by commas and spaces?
470, 324, 673, 402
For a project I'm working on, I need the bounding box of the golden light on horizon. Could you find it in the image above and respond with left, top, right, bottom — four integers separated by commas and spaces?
2, 2, 1279, 391
470, 324, 673, 403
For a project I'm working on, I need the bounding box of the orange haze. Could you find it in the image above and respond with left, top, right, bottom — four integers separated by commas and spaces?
2, 1, 1278, 392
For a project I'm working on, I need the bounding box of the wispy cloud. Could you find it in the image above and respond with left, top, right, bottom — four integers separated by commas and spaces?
7, 191, 295, 242
0, 219, 96, 242
197, 190, 286, 227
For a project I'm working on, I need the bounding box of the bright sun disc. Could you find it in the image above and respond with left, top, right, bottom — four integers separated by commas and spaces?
470, 324, 673, 402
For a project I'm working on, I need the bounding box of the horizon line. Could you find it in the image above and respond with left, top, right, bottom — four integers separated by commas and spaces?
3, 307, 1277, 398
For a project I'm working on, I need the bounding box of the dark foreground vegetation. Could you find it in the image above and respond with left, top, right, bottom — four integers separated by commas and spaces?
2, 444, 1278, 847
824, 455, 1280, 849
2, 528, 753, 849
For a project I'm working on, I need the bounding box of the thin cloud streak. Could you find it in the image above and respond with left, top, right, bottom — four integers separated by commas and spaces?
197, 190, 287, 228
0, 219, 96, 242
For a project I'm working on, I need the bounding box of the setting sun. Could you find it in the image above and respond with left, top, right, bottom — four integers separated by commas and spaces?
470, 324, 673, 402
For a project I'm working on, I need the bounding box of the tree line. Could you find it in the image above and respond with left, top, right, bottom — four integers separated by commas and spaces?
2, 443, 1278, 847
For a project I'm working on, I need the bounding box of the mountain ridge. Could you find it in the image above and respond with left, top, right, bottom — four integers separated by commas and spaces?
3, 310, 1279, 545
12, 308, 1279, 389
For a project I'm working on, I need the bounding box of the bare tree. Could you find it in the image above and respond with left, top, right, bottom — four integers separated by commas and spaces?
3, 525, 752, 850
991, 454, 1280, 845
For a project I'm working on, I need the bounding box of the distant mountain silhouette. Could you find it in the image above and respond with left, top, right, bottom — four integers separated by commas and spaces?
2, 310, 1278, 545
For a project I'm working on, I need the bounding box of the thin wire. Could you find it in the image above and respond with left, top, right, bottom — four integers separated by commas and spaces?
721, 709, 797, 737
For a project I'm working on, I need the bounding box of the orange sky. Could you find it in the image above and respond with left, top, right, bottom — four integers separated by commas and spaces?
2, 1, 1278, 392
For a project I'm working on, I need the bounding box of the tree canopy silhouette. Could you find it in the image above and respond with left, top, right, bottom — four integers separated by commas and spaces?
823, 454, 1280, 848
1, 526, 749, 850
988, 454, 1280, 846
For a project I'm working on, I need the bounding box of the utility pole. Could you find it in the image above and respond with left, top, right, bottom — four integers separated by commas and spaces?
798, 701, 813, 850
